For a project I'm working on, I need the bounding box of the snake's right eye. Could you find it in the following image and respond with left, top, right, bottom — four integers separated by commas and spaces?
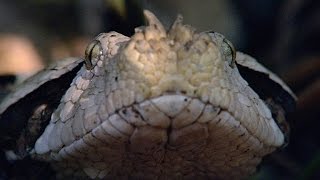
84, 40, 102, 70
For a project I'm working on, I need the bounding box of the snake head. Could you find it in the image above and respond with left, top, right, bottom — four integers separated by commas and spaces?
0, 10, 296, 179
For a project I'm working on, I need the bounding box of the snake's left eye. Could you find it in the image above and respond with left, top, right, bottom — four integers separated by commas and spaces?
221, 38, 236, 68
84, 40, 102, 70
207, 31, 236, 68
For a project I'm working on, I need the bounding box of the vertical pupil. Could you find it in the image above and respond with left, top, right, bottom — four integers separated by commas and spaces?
84, 40, 101, 70
89, 45, 95, 60
223, 38, 236, 68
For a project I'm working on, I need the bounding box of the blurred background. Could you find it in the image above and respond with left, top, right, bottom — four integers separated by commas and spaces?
0, 0, 319, 179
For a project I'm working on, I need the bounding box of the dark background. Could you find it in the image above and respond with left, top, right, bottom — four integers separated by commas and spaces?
0, 0, 319, 179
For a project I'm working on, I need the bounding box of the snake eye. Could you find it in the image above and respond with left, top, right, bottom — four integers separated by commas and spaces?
84, 40, 102, 70
207, 31, 236, 68
222, 38, 236, 68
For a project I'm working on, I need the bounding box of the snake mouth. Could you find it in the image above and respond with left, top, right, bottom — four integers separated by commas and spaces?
42, 94, 272, 179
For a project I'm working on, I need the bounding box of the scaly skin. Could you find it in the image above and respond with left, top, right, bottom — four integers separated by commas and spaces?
30, 10, 289, 179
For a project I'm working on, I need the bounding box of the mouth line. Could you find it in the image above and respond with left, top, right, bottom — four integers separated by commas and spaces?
44, 93, 271, 179
35, 92, 280, 180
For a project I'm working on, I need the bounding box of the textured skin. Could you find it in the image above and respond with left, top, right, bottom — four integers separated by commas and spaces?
0, 11, 295, 179
0, 58, 83, 150
0, 58, 82, 115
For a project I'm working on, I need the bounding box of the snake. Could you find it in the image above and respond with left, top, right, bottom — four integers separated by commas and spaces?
0, 10, 296, 179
